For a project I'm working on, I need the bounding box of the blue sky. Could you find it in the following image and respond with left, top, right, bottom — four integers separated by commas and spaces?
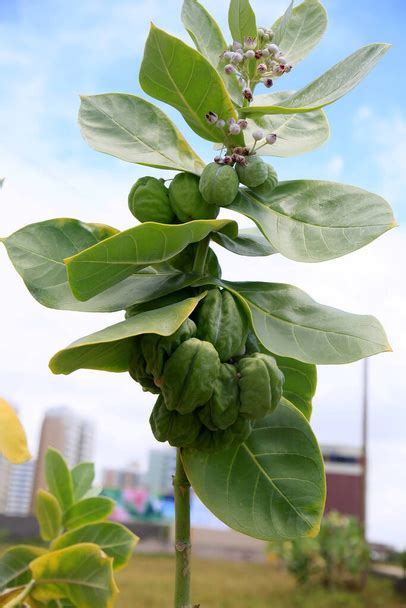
0, 0, 405, 548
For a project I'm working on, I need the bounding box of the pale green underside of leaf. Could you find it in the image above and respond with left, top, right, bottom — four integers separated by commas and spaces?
223, 280, 391, 364
65, 219, 237, 301
245, 92, 329, 157
241, 43, 390, 115
181, 0, 242, 105
272, 1, 293, 48
212, 227, 276, 257
71, 463, 95, 501
274, 356, 316, 420
79, 93, 205, 174
49, 293, 206, 375
271, 0, 327, 65
52, 522, 138, 572
229, 181, 395, 262
228, 0, 257, 43
183, 398, 325, 540
140, 24, 240, 143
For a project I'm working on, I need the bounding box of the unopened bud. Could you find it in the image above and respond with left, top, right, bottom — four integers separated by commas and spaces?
244, 36, 257, 50
216, 119, 225, 128
257, 63, 267, 74
205, 111, 218, 124
266, 133, 277, 145
257, 27, 265, 38
223, 51, 233, 60
255, 50, 263, 59
243, 88, 253, 101
245, 49, 255, 59
284, 64, 293, 73
233, 52, 243, 63
278, 55, 287, 65
237, 119, 248, 129
229, 123, 241, 135
224, 64, 237, 74
238, 76, 246, 87
252, 129, 264, 141
261, 48, 270, 57
232, 41, 243, 50
267, 43, 279, 55
227, 117, 236, 125
264, 78, 273, 88
214, 155, 222, 163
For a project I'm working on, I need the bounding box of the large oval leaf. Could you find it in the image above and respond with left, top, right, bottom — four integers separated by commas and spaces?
271, 0, 327, 65
212, 227, 276, 257
140, 25, 241, 144
79, 94, 205, 174
52, 523, 138, 571
49, 293, 206, 375
181, 0, 242, 106
229, 182, 395, 262
30, 544, 117, 608
0, 398, 31, 464
36, 490, 62, 542
228, 0, 257, 43
241, 44, 390, 115
65, 219, 237, 301
274, 356, 316, 421
63, 497, 115, 530
245, 92, 329, 157
223, 280, 391, 364
0, 546, 46, 591
71, 463, 95, 501
183, 398, 325, 540
45, 448, 74, 511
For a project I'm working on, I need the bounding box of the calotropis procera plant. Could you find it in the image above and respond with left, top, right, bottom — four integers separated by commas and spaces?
0, 0, 395, 606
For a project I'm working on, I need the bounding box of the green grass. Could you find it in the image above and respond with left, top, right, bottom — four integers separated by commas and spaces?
115, 554, 405, 608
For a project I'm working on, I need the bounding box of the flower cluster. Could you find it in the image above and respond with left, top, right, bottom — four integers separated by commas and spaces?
205, 111, 248, 137
222, 30, 292, 101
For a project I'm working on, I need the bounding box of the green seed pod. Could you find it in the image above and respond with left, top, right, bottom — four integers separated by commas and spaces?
195, 288, 248, 361
141, 318, 197, 381
190, 415, 252, 453
198, 363, 239, 430
149, 395, 201, 447
199, 162, 240, 207
161, 338, 220, 414
128, 177, 175, 224
128, 337, 160, 394
249, 164, 278, 200
238, 352, 284, 419
169, 172, 218, 222
236, 156, 268, 188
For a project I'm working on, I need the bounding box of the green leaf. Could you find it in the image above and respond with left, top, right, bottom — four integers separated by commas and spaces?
65, 219, 237, 301
49, 293, 206, 375
30, 544, 117, 608
36, 490, 63, 541
272, 1, 293, 47
139, 25, 240, 144
212, 227, 276, 257
0, 219, 126, 311
241, 44, 390, 115
72, 463, 95, 501
183, 398, 325, 540
229, 182, 395, 262
245, 92, 329, 157
228, 0, 256, 43
271, 0, 327, 65
52, 522, 138, 571
0, 546, 46, 591
181, 0, 242, 105
79, 94, 205, 174
63, 497, 115, 530
45, 448, 74, 511
223, 280, 391, 364
274, 356, 316, 420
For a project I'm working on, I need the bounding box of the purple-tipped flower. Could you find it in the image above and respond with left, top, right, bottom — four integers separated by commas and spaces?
264, 78, 274, 88
232, 41, 243, 50
229, 123, 241, 135
205, 111, 218, 124
243, 87, 253, 102
267, 43, 279, 55
245, 49, 255, 59
214, 155, 222, 163
275, 65, 285, 75
227, 117, 236, 126
257, 63, 267, 74
223, 51, 233, 61
224, 64, 237, 74
244, 36, 257, 50
216, 119, 226, 129
252, 129, 264, 141
255, 50, 263, 59
232, 52, 243, 63
237, 119, 248, 130
266, 133, 277, 145
278, 55, 287, 65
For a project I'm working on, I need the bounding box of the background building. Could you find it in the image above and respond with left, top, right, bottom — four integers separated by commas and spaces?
0, 456, 36, 516
102, 462, 141, 490
144, 448, 176, 495
322, 444, 363, 520
30, 406, 94, 510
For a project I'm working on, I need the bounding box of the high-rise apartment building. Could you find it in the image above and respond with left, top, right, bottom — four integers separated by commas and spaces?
102, 462, 141, 490
0, 456, 36, 516
144, 448, 176, 495
31, 407, 94, 509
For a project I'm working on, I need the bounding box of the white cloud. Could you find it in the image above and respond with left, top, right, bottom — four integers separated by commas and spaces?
325, 155, 344, 178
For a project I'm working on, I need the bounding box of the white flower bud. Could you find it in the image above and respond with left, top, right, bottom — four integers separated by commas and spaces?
245, 50, 255, 59
232, 52, 243, 63
229, 123, 241, 135
257, 28, 265, 37
252, 129, 264, 141
232, 41, 243, 50
227, 117, 236, 125
266, 133, 277, 145
261, 48, 270, 57
224, 64, 237, 74
223, 51, 233, 60
257, 63, 267, 74
267, 43, 279, 55
216, 119, 226, 128
278, 55, 287, 65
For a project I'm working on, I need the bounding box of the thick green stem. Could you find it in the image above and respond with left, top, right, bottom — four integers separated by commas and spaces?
192, 235, 210, 274
173, 449, 192, 608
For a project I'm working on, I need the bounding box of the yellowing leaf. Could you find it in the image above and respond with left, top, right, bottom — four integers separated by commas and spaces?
0, 398, 31, 464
